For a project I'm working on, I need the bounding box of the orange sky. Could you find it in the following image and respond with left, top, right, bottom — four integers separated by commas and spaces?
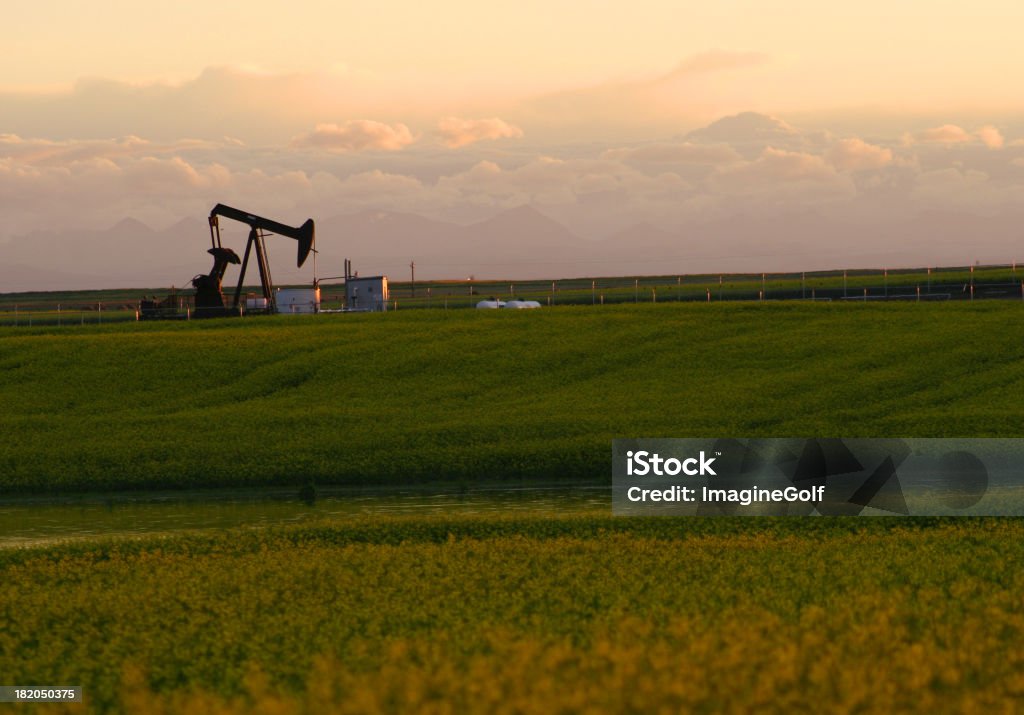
4, 0, 1024, 116
3, 1, 1024, 286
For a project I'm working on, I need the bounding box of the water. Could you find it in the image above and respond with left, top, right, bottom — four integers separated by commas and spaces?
0, 484, 611, 548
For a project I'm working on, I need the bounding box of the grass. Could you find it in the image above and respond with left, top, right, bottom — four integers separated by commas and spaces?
3, 513, 1023, 713
3, 301, 1024, 493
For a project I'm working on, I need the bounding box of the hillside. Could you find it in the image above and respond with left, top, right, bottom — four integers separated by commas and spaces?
2, 301, 1023, 492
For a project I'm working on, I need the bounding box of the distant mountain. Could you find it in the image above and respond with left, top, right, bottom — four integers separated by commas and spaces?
311, 205, 594, 282
0, 263, 113, 293
2, 204, 1022, 291
0, 217, 211, 291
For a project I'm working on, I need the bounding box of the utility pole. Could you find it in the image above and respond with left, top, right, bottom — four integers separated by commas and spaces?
410, 261, 415, 298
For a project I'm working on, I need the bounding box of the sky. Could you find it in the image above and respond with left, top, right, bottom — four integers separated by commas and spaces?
4, 1, 1024, 284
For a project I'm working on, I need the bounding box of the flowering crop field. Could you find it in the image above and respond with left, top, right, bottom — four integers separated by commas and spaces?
3, 301, 1024, 493
2, 513, 1023, 714
3, 302, 1023, 713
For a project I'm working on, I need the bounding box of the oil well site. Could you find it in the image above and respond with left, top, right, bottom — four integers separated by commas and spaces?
1, 202, 1024, 326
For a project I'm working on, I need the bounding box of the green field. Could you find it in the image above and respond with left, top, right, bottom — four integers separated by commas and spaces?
4, 303, 1024, 714
2, 302, 1024, 493
3, 514, 1023, 714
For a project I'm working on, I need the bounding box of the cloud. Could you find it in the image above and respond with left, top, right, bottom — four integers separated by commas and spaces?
683, 112, 830, 159
909, 124, 974, 144
0, 134, 226, 166
903, 123, 1008, 151
291, 121, 416, 152
602, 142, 742, 165
522, 53, 771, 135
6, 110, 1024, 270
827, 138, 893, 171
436, 117, 523, 148
433, 156, 690, 212
708, 147, 855, 203
658, 50, 770, 82
977, 125, 1004, 149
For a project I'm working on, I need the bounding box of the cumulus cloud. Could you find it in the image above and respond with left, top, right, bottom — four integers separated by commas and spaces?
0, 134, 226, 166
436, 117, 523, 148
827, 138, 893, 171
908, 124, 974, 144
682, 112, 830, 159
708, 147, 855, 203
976, 125, 1004, 149
6, 110, 1024, 278
290, 120, 416, 152
902, 123, 1008, 150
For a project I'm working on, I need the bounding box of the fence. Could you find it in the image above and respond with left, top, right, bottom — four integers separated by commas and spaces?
2, 263, 1023, 325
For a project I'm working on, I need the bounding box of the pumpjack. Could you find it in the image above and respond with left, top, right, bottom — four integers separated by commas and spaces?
191, 204, 315, 317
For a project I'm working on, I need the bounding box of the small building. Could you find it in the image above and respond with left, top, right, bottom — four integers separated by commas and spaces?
276, 287, 320, 314
346, 276, 388, 312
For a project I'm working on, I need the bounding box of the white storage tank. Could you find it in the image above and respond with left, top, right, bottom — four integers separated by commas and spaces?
504, 300, 541, 309
276, 287, 320, 314
476, 299, 506, 309
245, 297, 269, 311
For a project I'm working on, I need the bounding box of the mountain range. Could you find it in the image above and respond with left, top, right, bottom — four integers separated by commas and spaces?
0, 205, 1020, 292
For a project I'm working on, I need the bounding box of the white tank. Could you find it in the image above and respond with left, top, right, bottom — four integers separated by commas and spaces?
504, 300, 541, 309
476, 299, 506, 309
276, 287, 321, 314
245, 297, 269, 310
